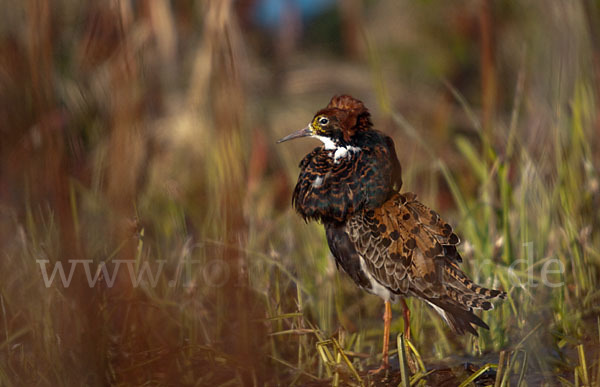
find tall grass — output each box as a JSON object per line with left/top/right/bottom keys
{"left": 0, "top": 0, "right": 599, "bottom": 386}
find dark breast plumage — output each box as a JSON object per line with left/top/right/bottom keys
{"left": 292, "top": 130, "right": 402, "bottom": 223}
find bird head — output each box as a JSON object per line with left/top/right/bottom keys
{"left": 277, "top": 95, "right": 372, "bottom": 149}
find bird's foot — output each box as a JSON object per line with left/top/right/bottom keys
{"left": 368, "top": 361, "right": 389, "bottom": 375}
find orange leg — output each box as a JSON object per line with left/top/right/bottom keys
{"left": 400, "top": 298, "right": 411, "bottom": 341}
{"left": 369, "top": 300, "right": 392, "bottom": 374}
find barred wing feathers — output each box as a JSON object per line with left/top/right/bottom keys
{"left": 347, "top": 192, "right": 506, "bottom": 335}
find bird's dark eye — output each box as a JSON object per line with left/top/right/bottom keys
{"left": 318, "top": 117, "right": 329, "bottom": 126}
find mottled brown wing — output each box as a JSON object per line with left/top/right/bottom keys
{"left": 346, "top": 192, "right": 459, "bottom": 296}
{"left": 345, "top": 200, "right": 412, "bottom": 294}
{"left": 401, "top": 193, "right": 506, "bottom": 308}
{"left": 347, "top": 192, "right": 506, "bottom": 334}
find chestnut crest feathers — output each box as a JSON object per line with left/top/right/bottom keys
{"left": 276, "top": 94, "right": 374, "bottom": 147}
{"left": 313, "top": 95, "right": 372, "bottom": 142}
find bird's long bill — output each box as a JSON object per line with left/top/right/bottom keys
{"left": 276, "top": 125, "right": 312, "bottom": 144}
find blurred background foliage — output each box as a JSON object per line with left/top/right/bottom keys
{"left": 1, "top": 0, "right": 600, "bottom": 385}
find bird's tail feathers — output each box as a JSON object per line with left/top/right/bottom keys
{"left": 443, "top": 263, "right": 506, "bottom": 310}
{"left": 423, "top": 296, "right": 489, "bottom": 336}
